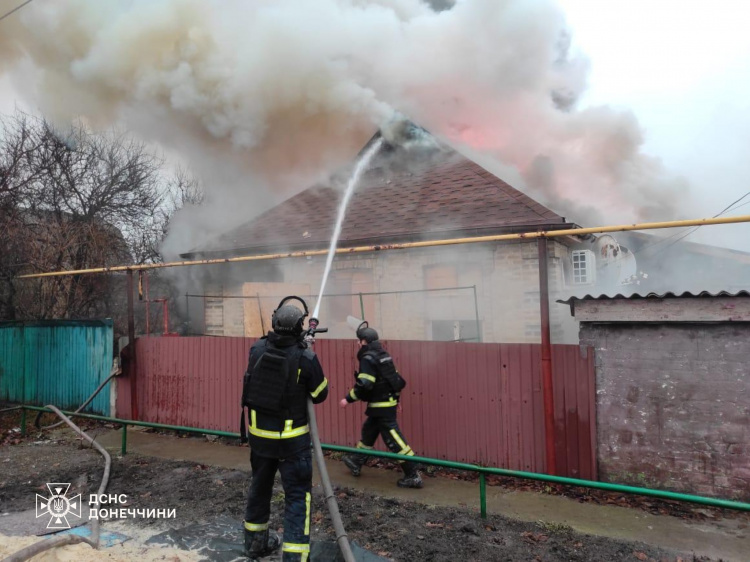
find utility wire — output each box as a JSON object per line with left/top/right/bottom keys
{"left": 647, "top": 190, "right": 750, "bottom": 259}
{"left": 600, "top": 189, "right": 750, "bottom": 270}
{"left": 0, "top": 0, "right": 33, "bottom": 23}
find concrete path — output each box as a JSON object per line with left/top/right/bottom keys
{"left": 96, "top": 428, "right": 749, "bottom": 562}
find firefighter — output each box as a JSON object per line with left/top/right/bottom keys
{"left": 241, "top": 296, "right": 329, "bottom": 561}
{"left": 339, "top": 321, "right": 423, "bottom": 488}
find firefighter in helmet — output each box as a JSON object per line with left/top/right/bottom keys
{"left": 241, "top": 296, "right": 329, "bottom": 561}
{"left": 339, "top": 321, "right": 423, "bottom": 488}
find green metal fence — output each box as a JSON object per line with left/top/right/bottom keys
{"left": 0, "top": 320, "right": 113, "bottom": 415}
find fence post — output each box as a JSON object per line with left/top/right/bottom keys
{"left": 479, "top": 473, "right": 487, "bottom": 519}
{"left": 127, "top": 270, "right": 139, "bottom": 420}
{"left": 20, "top": 407, "right": 26, "bottom": 437}
{"left": 472, "top": 285, "right": 481, "bottom": 342}
{"left": 121, "top": 424, "right": 128, "bottom": 455}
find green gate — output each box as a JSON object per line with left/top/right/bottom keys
{"left": 0, "top": 319, "right": 113, "bottom": 414}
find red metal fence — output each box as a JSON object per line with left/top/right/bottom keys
{"left": 116, "top": 337, "right": 596, "bottom": 478}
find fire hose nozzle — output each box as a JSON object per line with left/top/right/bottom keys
{"left": 306, "top": 317, "right": 328, "bottom": 337}
{"left": 309, "top": 318, "right": 328, "bottom": 332}
{"left": 304, "top": 318, "right": 327, "bottom": 349}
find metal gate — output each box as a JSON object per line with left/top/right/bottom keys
{"left": 0, "top": 319, "right": 114, "bottom": 415}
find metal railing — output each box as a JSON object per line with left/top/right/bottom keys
{"left": 9, "top": 405, "right": 750, "bottom": 517}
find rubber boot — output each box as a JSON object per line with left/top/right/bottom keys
{"left": 282, "top": 547, "right": 311, "bottom": 562}
{"left": 343, "top": 454, "right": 365, "bottom": 477}
{"left": 397, "top": 462, "right": 423, "bottom": 489}
{"left": 243, "top": 528, "right": 281, "bottom": 559}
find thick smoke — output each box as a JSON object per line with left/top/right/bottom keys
{"left": 0, "top": 0, "right": 695, "bottom": 255}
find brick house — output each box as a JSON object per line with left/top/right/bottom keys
{"left": 182, "top": 132, "right": 588, "bottom": 343}
{"left": 181, "top": 127, "right": 750, "bottom": 343}
{"left": 565, "top": 290, "right": 750, "bottom": 500}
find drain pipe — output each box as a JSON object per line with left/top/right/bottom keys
{"left": 2, "top": 405, "right": 111, "bottom": 562}
{"left": 308, "top": 399, "right": 356, "bottom": 562}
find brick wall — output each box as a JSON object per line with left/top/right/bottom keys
{"left": 580, "top": 322, "right": 750, "bottom": 500}
{"left": 203, "top": 283, "right": 247, "bottom": 337}
{"left": 205, "top": 240, "right": 580, "bottom": 344}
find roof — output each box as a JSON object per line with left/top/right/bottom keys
{"left": 612, "top": 231, "right": 750, "bottom": 265}
{"left": 557, "top": 290, "right": 750, "bottom": 305}
{"left": 183, "top": 132, "right": 572, "bottom": 258}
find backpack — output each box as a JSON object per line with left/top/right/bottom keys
{"left": 240, "top": 341, "right": 301, "bottom": 442}
{"left": 365, "top": 350, "right": 406, "bottom": 393}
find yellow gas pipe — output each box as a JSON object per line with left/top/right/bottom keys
{"left": 18, "top": 214, "right": 750, "bottom": 279}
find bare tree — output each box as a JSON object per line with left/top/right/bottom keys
{"left": 135, "top": 165, "right": 205, "bottom": 265}
{"left": 0, "top": 111, "right": 199, "bottom": 329}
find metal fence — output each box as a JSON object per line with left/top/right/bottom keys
{"left": 116, "top": 336, "right": 595, "bottom": 478}
{"left": 0, "top": 319, "right": 114, "bottom": 414}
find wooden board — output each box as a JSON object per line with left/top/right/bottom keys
{"left": 242, "top": 283, "right": 311, "bottom": 337}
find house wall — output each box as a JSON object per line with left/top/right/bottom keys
{"left": 203, "top": 239, "right": 579, "bottom": 344}
{"left": 579, "top": 318, "right": 750, "bottom": 500}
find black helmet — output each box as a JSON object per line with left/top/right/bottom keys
{"left": 356, "top": 320, "right": 379, "bottom": 343}
{"left": 271, "top": 296, "right": 308, "bottom": 336}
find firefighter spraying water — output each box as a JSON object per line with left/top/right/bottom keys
{"left": 240, "top": 296, "right": 330, "bottom": 561}
{"left": 240, "top": 294, "right": 360, "bottom": 561}
{"left": 240, "top": 128, "right": 394, "bottom": 561}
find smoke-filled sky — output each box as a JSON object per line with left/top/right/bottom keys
{"left": 1, "top": 0, "right": 749, "bottom": 254}
{"left": 558, "top": 0, "right": 750, "bottom": 251}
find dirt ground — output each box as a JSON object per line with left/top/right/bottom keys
{"left": 0, "top": 418, "right": 722, "bottom": 562}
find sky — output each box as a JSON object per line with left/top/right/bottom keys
{"left": 1, "top": 0, "right": 749, "bottom": 251}
{"left": 557, "top": 0, "right": 750, "bottom": 248}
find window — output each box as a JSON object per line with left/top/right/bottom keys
{"left": 424, "top": 264, "right": 458, "bottom": 290}
{"left": 327, "top": 269, "right": 374, "bottom": 320}
{"left": 424, "top": 264, "right": 483, "bottom": 342}
{"left": 431, "top": 320, "right": 481, "bottom": 342}
{"left": 571, "top": 250, "right": 596, "bottom": 285}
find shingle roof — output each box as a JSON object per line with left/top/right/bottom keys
{"left": 184, "top": 136, "right": 570, "bottom": 258}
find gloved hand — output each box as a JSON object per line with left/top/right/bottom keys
{"left": 303, "top": 334, "right": 315, "bottom": 346}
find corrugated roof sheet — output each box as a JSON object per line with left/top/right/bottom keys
{"left": 557, "top": 290, "right": 750, "bottom": 305}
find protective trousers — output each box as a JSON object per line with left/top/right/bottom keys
{"left": 352, "top": 415, "right": 419, "bottom": 476}
{"left": 244, "top": 449, "right": 313, "bottom": 562}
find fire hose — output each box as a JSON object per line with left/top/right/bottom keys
{"left": 308, "top": 398, "right": 356, "bottom": 562}
{"left": 305, "top": 317, "right": 356, "bottom": 562}
{"left": 33, "top": 363, "right": 121, "bottom": 431}
{"left": 1, "top": 405, "right": 112, "bottom": 562}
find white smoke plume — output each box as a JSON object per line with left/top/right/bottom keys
{"left": 0, "top": 0, "right": 695, "bottom": 256}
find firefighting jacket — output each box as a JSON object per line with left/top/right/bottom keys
{"left": 344, "top": 341, "right": 400, "bottom": 417}
{"left": 244, "top": 332, "right": 328, "bottom": 458}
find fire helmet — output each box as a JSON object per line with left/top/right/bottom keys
{"left": 271, "top": 296, "right": 308, "bottom": 336}
{"left": 356, "top": 321, "right": 379, "bottom": 343}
